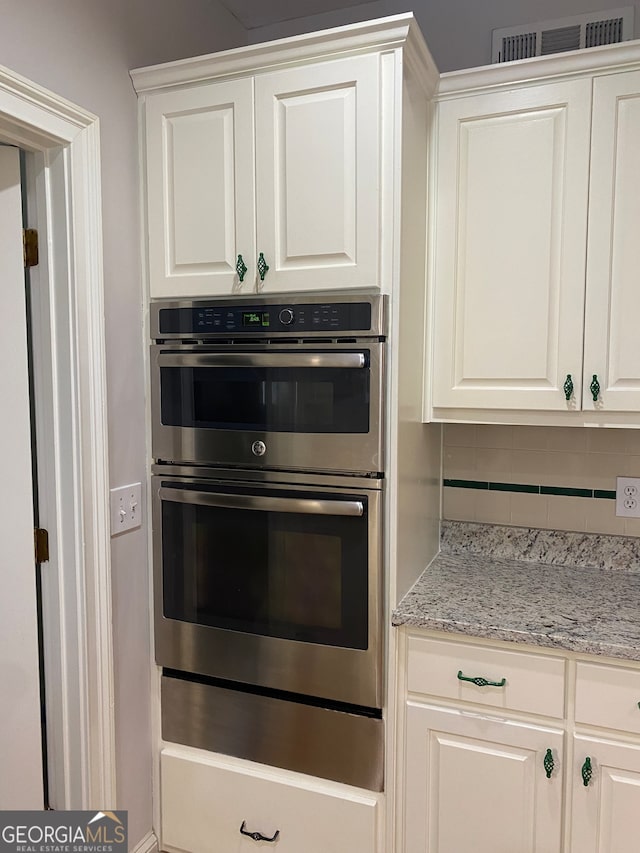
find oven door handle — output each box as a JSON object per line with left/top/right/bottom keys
{"left": 156, "top": 352, "right": 367, "bottom": 369}
{"left": 159, "top": 487, "right": 364, "bottom": 517}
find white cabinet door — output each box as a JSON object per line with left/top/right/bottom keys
{"left": 583, "top": 70, "right": 640, "bottom": 412}
{"left": 254, "top": 54, "right": 380, "bottom": 293}
{"left": 404, "top": 702, "right": 564, "bottom": 853}
{"left": 570, "top": 734, "right": 640, "bottom": 853}
{"left": 145, "top": 78, "right": 255, "bottom": 298}
{"left": 432, "top": 80, "right": 592, "bottom": 411}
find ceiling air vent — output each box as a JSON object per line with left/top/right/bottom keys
{"left": 541, "top": 25, "right": 581, "bottom": 55}
{"left": 492, "top": 7, "right": 634, "bottom": 63}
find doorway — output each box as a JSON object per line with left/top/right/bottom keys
{"left": 0, "top": 145, "right": 43, "bottom": 807}
{"left": 0, "top": 65, "right": 116, "bottom": 809}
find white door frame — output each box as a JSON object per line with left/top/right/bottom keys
{"left": 0, "top": 65, "right": 116, "bottom": 807}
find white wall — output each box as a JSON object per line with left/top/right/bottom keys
{"left": 247, "top": 0, "right": 640, "bottom": 70}
{"left": 0, "top": 0, "right": 246, "bottom": 846}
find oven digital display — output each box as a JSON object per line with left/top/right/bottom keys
{"left": 243, "top": 311, "right": 270, "bottom": 327}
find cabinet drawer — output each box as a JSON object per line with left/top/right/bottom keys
{"left": 161, "top": 746, "right": 380, "bottom": 853}
{"left": 407, "top": 635, "right": 566, "bottom": 718}
{"left": 575, "top": 661, "right": 640, "bottom": 734}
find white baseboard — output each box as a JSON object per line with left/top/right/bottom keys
{"left": 131, "top": 830, "right": 158, "bottom": 853}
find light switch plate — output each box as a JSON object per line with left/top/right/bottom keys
{"left": 110, "top": 482, "right": 142, "bottom": 534}
{"left": 615, "top": 477, "right": 640, "bottom": 518}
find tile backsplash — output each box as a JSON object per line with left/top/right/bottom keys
{"left": 443, "top": 425, "right": 640, "bottom": 536}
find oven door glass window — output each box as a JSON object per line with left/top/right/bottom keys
{"left": 160, "top": 483, "right": 369, "bottom": 650}
{"left": 159, "top": 353, "right": 371, "bottom": 434}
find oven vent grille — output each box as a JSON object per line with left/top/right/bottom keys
{"left": 492, "top": 7, "right": 634, "bottom": 63}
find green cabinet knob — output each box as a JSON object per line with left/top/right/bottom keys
{"left": 544, "top": 749, "right": 554, "bottom": 779}
{"left": 581, "top": 756, "right": 592, "bottom": 787}
{"left": 563, "top": 374, "right": 574, "bottom": 401}
{"left": 257, "top": 252, "right": 269, "bottom": 281}
{"left": 235, "top": 254, "right": 248, "bottom": 282}
{"left": 590, "top": 374, "right": 601, "bottom": 402}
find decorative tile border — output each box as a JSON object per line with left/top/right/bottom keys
{"left": 443, "top": 479, "right": 616, "bottom": 500}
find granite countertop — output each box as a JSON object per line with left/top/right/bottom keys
{"left": 391, "top": 521, "right": 640, "bottom": 661}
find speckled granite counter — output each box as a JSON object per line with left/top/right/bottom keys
{"left": 391, "top": 521, "right": 640, "bottom": 661}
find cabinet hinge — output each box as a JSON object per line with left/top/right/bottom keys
{"left": 23, "top": 228, "right": 39, "bottom": 268}
{"left": 34, "top": 527, "right": 49, "bottom": 564}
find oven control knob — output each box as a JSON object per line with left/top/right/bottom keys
{"left": 279, "top": 308, "right": 295, "bottom": 326}
{"left": 251, "top": 440, "right": 267, "bottom": 457}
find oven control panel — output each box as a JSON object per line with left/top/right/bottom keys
{"left": 155, "top": 299, "right": 377, "bottom": 337}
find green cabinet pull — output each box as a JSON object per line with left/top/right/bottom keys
{"left": 581, "top": 756, "right": 593, "bottom": 787}
{"left": 590, "top": 374, "right": 600, "bottom": 402}
{"left": 563, "top": 374, "right": 574, "bottom": 401}
{"left": 235, "top": 254, "right": 248, "bottom": 282}
{"left": 257, "top": 252, "right": 270, "bottom": 281}
{"left": 457, "top": 670, "right": 506, "bottom": 688}
{"left": 544, "top": 749, "right": 554, "bottom": 779}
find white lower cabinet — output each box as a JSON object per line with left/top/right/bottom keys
{"left": 160, "top": 745, "right": 381, "bottom": 853}
{"left": 404, "top": 703, "right": 564, "bottom": 853}
{"left": 569, "top": 734, "right": 640, "bottom": 853}
{"left": 570, "top": 660, "right": 640, "bottom": 853}
{"left": 399, "top": 630, "right": 640, "bottom": 853}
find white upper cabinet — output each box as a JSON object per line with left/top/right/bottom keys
{"left": 145, "top": 79, "right": 256, "bottom": 298}
{"left": 429, "top": 50, "right": 640, "bottom": 422}
{"left": 583, "top": 70, "right": 640, "bottom": 412}
{"left": 254, "top": 55, "right": 380, "bottom": 293}
{"left": 137, "top": 40, "right": 390, "bottom": 298}
{"left": 431, "top": 80, "right": 592, "bottom": 412}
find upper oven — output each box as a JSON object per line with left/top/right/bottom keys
{"left": 150, "top": 293, "right": 386, "bottom": 474}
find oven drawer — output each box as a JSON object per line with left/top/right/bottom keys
{"left": 407, "top": 635, "right": 566, "bottom": 718}
{"left": 161, "top": 745, "right": 381, "bottom": 853}
{"left": 161, "top": 673, "right": 384, "bottom": 790}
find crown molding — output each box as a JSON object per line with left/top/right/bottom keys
{"left": 130, "top": 13, "right": 437, "bottom": 93}
{"left": 403, "top": 17, "right": 440, "bottom": 96}
{"left": 437, "top": 38, "right": 640, "bottom": 99}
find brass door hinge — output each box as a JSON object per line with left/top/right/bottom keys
{"left": 23, "top": 228, "right": 39, "bottom": 268}
{"left": 34, "top": 527, "right": 49, "bottom": 564}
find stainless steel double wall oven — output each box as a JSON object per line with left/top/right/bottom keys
{"left": 151, "top": 292, "right": 386, "bottom": 790}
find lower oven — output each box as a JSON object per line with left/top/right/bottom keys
{"left": 153, "top": 465, "right": 385, "bottom": 790}
{"left": 153, "top": 465, "right": 383, "bottom": 710}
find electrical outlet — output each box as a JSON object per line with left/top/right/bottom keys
{"left": 615, "top": 477, "right": 640, "bottom": 518}
{"left": 110, "top": 482, "right": 142, "bottom": 534}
